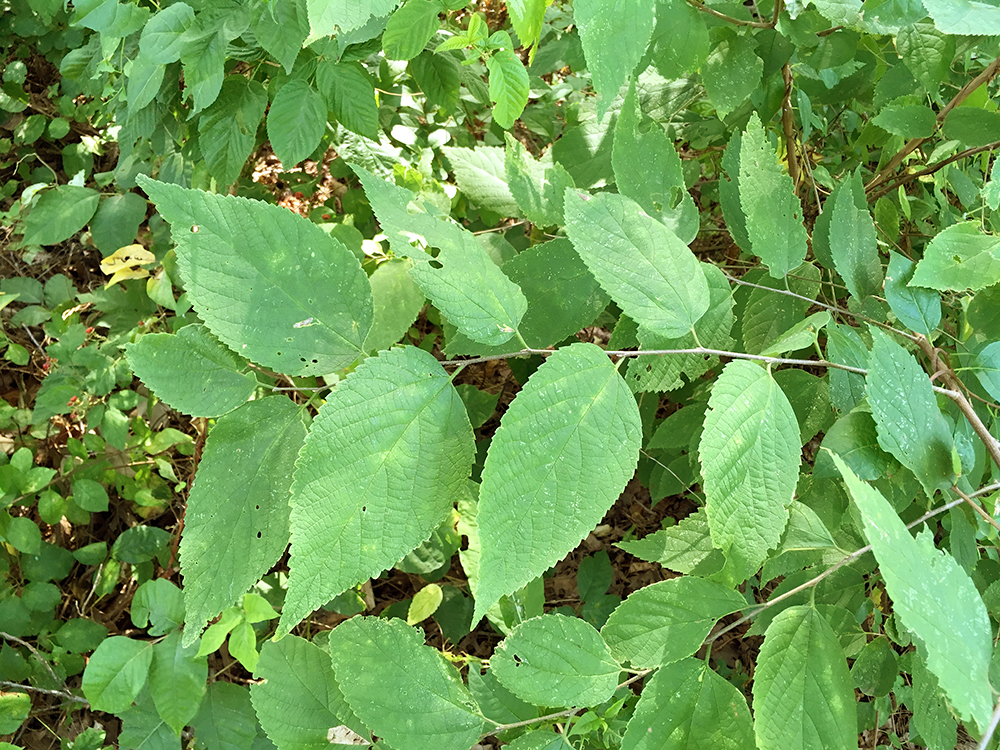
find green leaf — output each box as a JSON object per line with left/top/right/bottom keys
{"left": 943, "top": 107, "right": 1000, "bottom": 148}
{"left": 911, "top": 222, "right": 1000, "bottom": 292}
{"left": 82, "top": 636, "right": 154, "bottom": 713}
{"left": 851, "top": 636, "right": 898, "bottom": 697}
{"left": 307, "top": 0, "right": 399, "bottom": 34}
{"left": 252, "top": 636, "right": 364, "bottom": 748}
{"left": 474, "top": 344, "right": 641, "bottom": 622}
{"left": 4, "top": 516, "right": 40, "bottom": 555}
{"left": 895, "top": 22, "right": 954, "bottom": 99}
{"left": 267, "top": 79, "right": 327, "bottom": 167}
{"left": 625, "top": 263, "right": 735, "bottom": 393}
{"left": 719, "top": 130, "right": 750, "bottom": 251}
{"left": 884, "top": 251, "right": 940, "bottom": 337}
{"left": 752, "top": 605, "right": 856, "bottom": 750}
{"left": 126, "top": 324, "right": 255, "bottom": 418}
{"left": 149, "top": 631, "right": 207, "bottom": 734}
{"left": 973, "top": 341, "right": 1000, "bottom": 404}
{"left": 137, "top": 177, "right": 372, "bottom": 377}
{"left": 865, "top": 328, "right": 955, "bottom": 495}
{"left": 316, "top": 59, "right": 380, "bottom": 141}
{"left": 126, "top": 53, "right": 165, "bottom": 114}
{"left": 365, "top": 257, "right": 426, "bottom": 352}
{"left": 647, "top": 0, "right": 709, "bottom": 79}
{"left": 442, "top": 145, "right": 521, "bottom": 217}
{"left": 699, "top": 360, "right": 799, "bottom": 580}
{"left": 703, "top": 29, "right": 762, "bottom": 118}
{"left": 564, "top": 190, "right": 709, "bottom": 338}
{"left": 492, "top": 614, "right": 620, "bottom": 707}
{"left": 872, "top": 103, "right": 936, "bottom": 138}
{"left": 190, "top": 682, "right": 259, "bottom": 750}
{"left": 829, "top": 170, "right": 881, "bottom": 300}
{"left": 922, "top": 0, "right": 1000, "bottom": 34}
{"left": 118, "top": 688, "right": 178, "bottom": 750}
{"left": 409, "top": 50, "right": 460, "bottom": 111}
{"left": 825, "top": 322, "right": 868, "bottom": 412}
{"left": 383, "top": 0, "right": 442, "bottom": 60}
{"left": 354, "top": 165, "right": 526, "bottom": 345}
{"left": 911, "top": 653, "right": 958, "bottom": 750}
{"left": 504, "top": 132, "right": 576, "bottom": 227}
{"left": 487, "top": 50, "right": 529, "bottom": 129}
{"left": 444, "top": 238, "right": 609, "bottom": 355}
{"left": 180, "top": 27, "right": 227, "bottom": 114}
{"left": 507, "top": 0, "right": 546, "bottom": 53}
{"left": 613, "top": 81, "right": 697, "bottom": 243}
{"left": 832, "top": 455, "right": 993, "bottom": 730}
{"left": 601, "top": 577, "right": 744, "bottom": 668}
{"left": 739, "top": 113, "right": 808, "bottom": 278}
{"left": 0, "top": 692, "right": 30, "bottom": 735}
{"left": 615, "top": 509, "right": 724, "bottom": 575}
{"left": 90, "top": 192, "right": 148, "bottom": 255}
{"left": 815, "top": 409, "right": 898, "bottom": 481}
{"left": 621, "top": 658, "right": 755, "bottom": 750}
{"left": 139, "top": 2, "right": 195, "bottom": 63}
{"left": 180, "top": 397, "right": 306, "bottom": 645}
{"left": 197, "top": 77, "right": 268, "bottom": 187}
{"left": 328, "top": 617, "right": 486, "bottom": 750}
{"left": 574, "top": 0, "right": 655, "bottom": 117}
{"left": 279, "top": 346, "right": 474, "bottom": 635}
{"left": 72, "top": 478, "right": 110, "bottom": 512}
{"left": 250, "top": 0, "right": 310, "bottom": 73}
{"left": 408, "top": 583, "right": 444, "bottom": 624}
{"left": 22, "top": 186, "right": 99, "bottom": 246}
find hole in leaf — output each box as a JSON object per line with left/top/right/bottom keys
{"left": 429, "top": 260, "right": 443, "bottom": 269}
{"left": 256, "top": 531, "right": 262, "bottom": 538}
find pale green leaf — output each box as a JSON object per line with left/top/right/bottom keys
{"left": 865, "top": 328, "right": 955, "bottom": 495}
{"left": 252, "top": 636, "right": 365, "bottom": 749}
{"left": 442, "top": 145, "right": 521, "bottom": 216}
{"left": 316, "top": 59, "right": 380, "bottom": 141}
{"left": 180, "top": 397, "right": 306, "bottom": 646}
{"left": 910, "top": 222, "right": 1000, "bottom": 292}
{"left": 699, "top": 360, "right": 799, "bottom": 580}
{"left": 601, "top": 577, "right": 744, "bottom": 668}
{"left": 872, "top": 103, "right": 936, "bottom": 138}
{"left": 190, "top": 682, "right": 258, "bottom": 750}
{"left": 474, "top": 344, "right": 642, "bottom": 622}
{"left": 81, "top": 637, "right": 154, "bottom": 714}
{"left": 884, "top": 251, "right": 940, "bottom": 337}
{"left": 139, "top": 2, "right": 194, "bottom": 63}
{"left": 703, "top": 29, "right": 762, "bottom": 118}
{"left": 126, "top": 324, "right": 256, "bottom": 418}
{"left": 739, "top": 113, "right": 808, "bottom": 278}
{"left": 973, "top": 341, "right": 1000, "bottom": 404}
{"left": 574, "top": 0, "right": 655, "bottom": 117}
{"left": 267, "top": 79, "right": 327, "bottom": 167}
{"left": 752, "top": 605, "right": 856, "bottom": 750}
{"left": 504, "top": 132, "right": 575, "bottom": 227}
{"left": 829, "top": 170, "right": 881, "bottom": 299}
{"left": 443, "top": 238, "right": 609, "bottom": 355}
{"left": 621, "top": 659, "right": 755, "bottom": 750}
{"left": 383, "top": 0, "right": 442, "bottom": 60}
{"left": 487, "top": 49, "right": 529, "bottom": 129}
{"left": 982, "top": 157, "right": 1000, "bottom": 211}
{"left": 759, "top": 311, "right": 830, "bottom": 357}
{"left": 408, "top": 583, "right": 444, "bottom": 624}
{"left": 615, "top": 509, "right": 724, "bottom": 576}
{"left": 625, "top": 263, "right": 734, "bottom": 392}
{"left": 832, "top": 455, "right": 993, "bottom": 730}
{"left": 149, "top": 631, "right": 207, "bottom": 734}
{"left": 647, "top": 0, "right": 709, "bottom": 80}
{"left": 126, "top": 53, "right": 165, "bottom": 114}
{"left": 564, "top": 190, "right": 708, "bottom": 337}
{"left": 859, "top": 0, "right": 926, "bottom": 33}
{"left": 22, "top": 186, "right": 99, "bottom": 246}
{"left": 922, "top": 0, "right": 1000, "bottom": 34}
{"left": 197, "top": 77, "right": 268, "bottom": 187}
{"left": 307, "top": 0, "right": 399, "bottom": 33}
{"left": 250, "top": 0, "right": 310, "bottom": 73}
{"left": 507, "top": 0, "right": 546, "bottom": 52}
{"left": 328, "top": 617, "right": 486, "bottom": 750}
{"left": 137, "top": 176, "right": 372, "bottom": 376}
{"left": 492, "top": 614, "right": 620, "bottom": 707}
{"left": 279, "top": 347, "right": 473, "bottom": 635}
{"left": 365, "top": 257, "right": 425, "bottom": 352}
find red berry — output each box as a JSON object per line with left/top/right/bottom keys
{"left": 322, "top": 214, "right": 331, "bottom": 220}
{"left": 295, "top": 191, "right": 304, "bottom": 199}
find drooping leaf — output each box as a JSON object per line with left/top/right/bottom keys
{"left": 719, "top": 129, "right": 750, "bottom": 252}
{"left": 564, "top": 190, "right": 709, "bottom": 337}
{"left": 703, "top": 29, "right": 762, "bottom": 118}
{"left": 492, "top": 614, "right": 620, "bottom": 707}
{"left": 474, "top": 344, "right": 642, "bottom": 622}
{"left": 22, "top": 186, "right": 100, "bottom": 246}
{"left": 621, "top": 659, "right": 755, "bottom": 750}
{"left": 601, "top": 577, "right": 744, "bottom": 668}
{"left": 574, "top": 0, "right": 655, "bottom": 117}
{"left": 328, "top": 617, "right": 486, "bottom": 750}
{"left": 179, "top": 26, "right": 227, "bottom": 113}
{"left": 884, "top": 251, "right": 941, "bottom": 337}
{"left": 252, "top": 636, "right": 366, "bottom": 749}
{"left": 752, "top": 605, "right": 856, "bottom": 750}
{"left": 137, "top": 176, "right": 372, "bottom": 377}
{"left": 316, "top": 59, "right": 380, "bottom": 141}
{"left": 910, "top": 222, "right": 1000, "bottom": 292}
{"left": 180, "top": 397, "right": 306, "bottom": 645}
{"left": 382, "top": 0, "right": 442, "bottom": 60}
{"left": 197, "top": 77, "right": 268, "bottom": 187}
{"left": 507, "top": 0, "right": 547, "bottom": 53}
{"left": 279, "top": 346, "right": 474, "bottom": 635}
{"left": 865, "top": 327, "right": 955, "bottom": 495}
{"left": 89, "top": 192, "right": 148, "bottom": 255}
{"left": 487, "top": 49, "right": 530, "bottom": 129}
{"left": 832, "top": 455, "right": 993, "bottom": 730}
{"left": 125, "top": 324, "right": 256, "bottom": 418}
{"left": 825, "top": 322, "right": 868, "bottom": 413}
{"left": 615, "top": 509, "right": 723, "bottom": 576}
{"left": 139, "top": 2, "right": 195, "bottom": 63}
{"left": 739, "top": 113, "right": 808, "bottom": 278}
{"left": 443, "top": 145, "right": 521, "bottom": 217}
{"left": 829, "top": 170, "right": 881, "bottom": 300}
{"left": 504, "top": 133, "right": 576, "bottom": 227}
{"left": 267, "top": 79, "right": 327, "bottom": 167}
{"left": 699, "top": 360, "right": 799, "bottom": 580}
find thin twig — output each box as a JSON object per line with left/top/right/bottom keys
{"left": 977, "top": 697, "right": 1000, "bottom": 750}
{"left": 684, "top": 0, "right": 776, "bottom": 28}
{"left": 868, "top": 140, "right": 1000, "bottom": 201}
{"left": 0, "top": 679, "right": 88, "bottom": 704}
{"left": 0, "top": 632, "right": 76, "bottom": 698}
{"left": 952, "top": 485, "right": 1000, "bottom": 535}
{"left": 781, "top": 63, "right": 800, "bottom": 191}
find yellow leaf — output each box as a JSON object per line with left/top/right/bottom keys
{"left": 100, "top": 244, "right": 155, "bottom": 275}
{"left": 105, "top": 267, "right": 150, "bottom": 289}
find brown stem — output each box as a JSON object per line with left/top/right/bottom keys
{"left": 781, "top": 63, "right": 801, "bottom": 193}
{"left": 868, "top": 139, "right": 1000, "bottom": 201}
{"left": 952, "top": 485, "right": 1000, "bottom": 535}
{"left": 865, "top": 54, "right": 1000, "bottom": 195}
{"left": 685, "top": 0, "right": 777, "bottom": 28}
